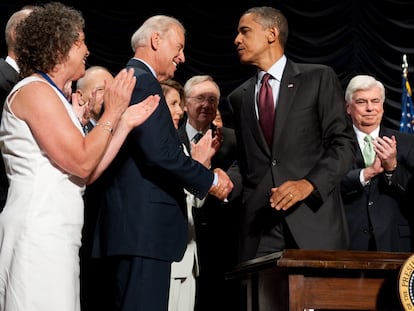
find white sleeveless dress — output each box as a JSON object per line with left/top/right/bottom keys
{"left": 0, "top": 77, "right": 86, "bottom": 311}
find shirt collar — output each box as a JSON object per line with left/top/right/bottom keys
{"left": 5, "top": 56, "right": 19, "bottom": 73}
{"left": 353, "top": 125, "right": 380, "bottom": 146}
{"left": 257, "top": 54, "right": 287, "bottom": 83}
{"left": 185, "top": 121, "right": 208, "bottom": 140}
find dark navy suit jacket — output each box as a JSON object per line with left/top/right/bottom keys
{"left": 0, "top": 58, "right": 19, "bottom": 107}
{"left": 92, "top": 59, "right": 214, "bottom": 262}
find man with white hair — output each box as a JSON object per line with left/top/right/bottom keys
{"left": 341, "top": 74, "right": 414, "bottom": 252}
{"left": 91, "top": 15, "right": 233, "bottom": 311}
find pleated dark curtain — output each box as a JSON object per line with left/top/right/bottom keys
{"left": 2, "top": 0, "right": 414, "bottom": 129}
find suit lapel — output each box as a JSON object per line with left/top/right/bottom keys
{"left": 177, "top": 125, "right": 190, "bottom": 152}
{"left": 272, "top": 61, "right": 300, "bottom": 150}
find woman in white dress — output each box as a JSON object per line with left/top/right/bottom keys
{"left": 0, "top": 3, "right": 159, "bottom": 311}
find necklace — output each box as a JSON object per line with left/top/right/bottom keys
{"left": 36, "top": 71, "right": 68, "bottom": 100}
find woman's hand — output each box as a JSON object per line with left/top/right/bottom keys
{"left": 119, "top": 94, "right": 160, "bottom": 131}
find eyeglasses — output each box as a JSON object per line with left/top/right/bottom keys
{"left": 186, "top": 95, "right": 219, "bottom": 106}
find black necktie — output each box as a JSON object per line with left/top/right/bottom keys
{"left": 191, "top": 132, "right": 203, "bottom": 143}
{"left": 83, "top": 121, "right": 94, "bottom": 135}
{"left": 258, "top": 73, "right": 275, "bottom": 146}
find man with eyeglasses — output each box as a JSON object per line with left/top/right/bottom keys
{"left": 178, "top": 74, "right": 239, "bottom": 311}
{"left": 341, "top": 74, "right": 414, "bottom": 252}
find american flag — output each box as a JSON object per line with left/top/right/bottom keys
{"left": 400, "top": 54, "right": 414, "bottom": 134}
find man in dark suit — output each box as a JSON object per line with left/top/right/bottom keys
{"left": 227, "top": 6, "right": 356, "bottom": 263}
{"left": 91, "top": 15, "right": 233, "bottom": 311}
{"left": 341, "top": 74, "right": 414, "bottom": 252}
{"left": 0, "top": 6, "right": 33, "bottom": 211}
{"left": 177, "top": 75, "right": 239, "bottom": 311}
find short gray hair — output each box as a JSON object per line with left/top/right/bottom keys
{"left": 5, "top": 7, "right": 34, "bottom": 50}
{"left": 130, "top": 15, "right": 185, "bottom": 51}
{"left": 184, "top": 75, "right": 220, "bottom": 98}
{"left": 345, "top": 75, "right": 385, "bottom": 104}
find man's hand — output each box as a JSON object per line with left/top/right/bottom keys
{"left": 191, "top": 129, "right": 219, "bottom": 168}
{"left": 269, "top": 179, "right": 314, "bottom": 211}
{"left": 363, "top": 157, "right": 384, "bottom": 181}
{"left": 373, "top": 135, "right": 397, "bottom": 172}
{"left": 208, "top": 168, "right": 233, "bottom": 201}
{"left": 71, "top": 92, "right": 91, "bottom": 126}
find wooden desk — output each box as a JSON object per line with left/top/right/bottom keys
{"left": 226, "top": 249, "right": 411, "bottom": 311}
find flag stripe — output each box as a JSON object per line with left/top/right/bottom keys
{"left": 400, "top": 76, "right": 414, "bottom": 133}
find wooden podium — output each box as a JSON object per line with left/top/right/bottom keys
{"left": 226, "top": 249, "right": 411, "bottom": 311}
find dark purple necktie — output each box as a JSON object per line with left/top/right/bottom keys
{"left": 258, "top": 73, "right": 275, "bottom": 146}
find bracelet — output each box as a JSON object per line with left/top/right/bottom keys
{"left": 96, "top": 121, "right": 113, "bottom": 135}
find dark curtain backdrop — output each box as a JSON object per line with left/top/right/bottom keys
{"left": 1, "top": 0, "right": 414, "bottom": 129}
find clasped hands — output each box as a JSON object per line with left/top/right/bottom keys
{"left": 208, "top": 168, "right": 233, "bottom": 201}
{"left": 364, "top": 135, "right": 397, "bottom": 179}
{"left": 371, "top": 135, "right": 397, "bottom": 171}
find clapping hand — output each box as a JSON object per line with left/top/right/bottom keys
{"left": 71, "top": 92, "right": 91, "bottom": 126}
{"left": 372, "top": 135, "right": 397, "bottom": 172}
{"left": 191, "top": 129, "right": 222, "bottom": 168}
{"left": 119, "top": 95, "right": 160, "bottom": 130}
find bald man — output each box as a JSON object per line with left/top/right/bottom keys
{"left": 75, "top": 66, "right": 114, "bottom": 133}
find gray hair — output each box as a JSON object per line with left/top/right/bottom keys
{"left": 5, "top": 7, "right": 34, "bottom": 50}
{"left": 76, "top": 65, "right": 111, "bottom": 90}
{"left": 345, "top": 75, "right": 385, "bottom": 104}
{"left": 131, "top": 15, "right": 185, "bottom": 51}
{"left": 184, "top": 75, "right": 221, "bottom": 98}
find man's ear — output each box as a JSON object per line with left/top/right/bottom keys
{"left": 346, "top": 103, "right": 351, "bottom": 114}
{"left": 268, "top": 26, "right": 279, "bottom": 43}
{"left": 150, "top": 32, "right": 160, "bottom": 50}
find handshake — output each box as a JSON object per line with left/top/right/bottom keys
{"left": 208, "top": 168, "right": 234, "bottom": 201}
